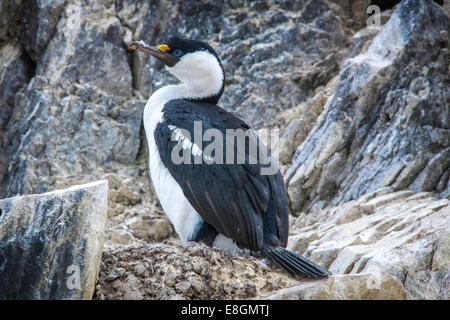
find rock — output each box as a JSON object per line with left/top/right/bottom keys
{"left": 0, "top": 0, "right": 22, "bottom": 41}
{"left": 432, "top": 230, "right": 450, "bottom": 271}
{"left": 288, "top": 231, "right": 319, "bottom": 256}
{"left": 287, "top": 190, "right": 450, "bottom": 299}
{"left": 0, "top": 180, "right": 108, "bottom": 299}
{"left": 359, "top": 190, "right": 415, "bottom": 214}
{"left": 96, "top": 187, "right": 450, "bottom": 300}
{"left": 1, "top": 0, "right": 139, "bottom": 198}
{"left": 286, "top": 0, "right": 450, "bottom": 213}
{"left": 20, "top": 0, "right": 66, "bottom": 60}
{"left": 128, "top": 217, "right": 172, "bottom": 242}
{"left": 93, "top": 190, "right": 448, "bottom": 300}
{"left": 105, "top": 268, "right": 126, "bottom": 282}
{"left": 403, "top": 265, "right": 449, "bottom": 300}
{"left": 1, "top": 77, "right": 142, "bottom": 197}
{"left": 110, "top": 229, "right": 135, "bottom": 245}
{"left": 0, "top": 41, "right": 33, "bottom": 188}
{"left": 265, "top": 273, "right": 410, "bottom": 300}
{"left": 0, "top": 42, "right": 33, "bottom": 125}
{"left": 278, "top": 76, "right": 339, "bottom": 165}
{"left": 329, "top": 0, "right": 371, "bottom": 31}
{"left": 38, "top": 2, "right": 132, "bottom": 97}
{"left": 345, "top": 25, "right": 383, "bottom": 59}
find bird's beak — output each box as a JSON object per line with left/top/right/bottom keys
{"left": 128, "top": 41, "right": 179, "bottom": 67}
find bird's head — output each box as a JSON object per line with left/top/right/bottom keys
{"left": 129, "top": 37, "right": 225, "bottom": 103}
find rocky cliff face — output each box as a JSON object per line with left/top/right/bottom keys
{"left": 0, "top": 0, "right": 448, "bottom": 300}
{"left": 286, "top": 0, "right": 450, "bottom": 213}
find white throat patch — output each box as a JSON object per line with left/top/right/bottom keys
{"left": 166, "top": 51, "right": 223, "bottom": 100}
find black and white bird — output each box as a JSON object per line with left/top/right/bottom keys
{"left": 129, "top": 37, "right": 330, "bottom": 277}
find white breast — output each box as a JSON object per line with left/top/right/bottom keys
{"left": 143, "top": 85, "right": 203, "bottom": 242}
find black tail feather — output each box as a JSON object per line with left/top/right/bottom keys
{"left": 277, "top": 249, "right": 320, "bottom": 276}
{"left": 266, "top": 249, "right": 298, "bottom": 276}
{"left": 262, "top": 246, "right": 331, "bottom": 278}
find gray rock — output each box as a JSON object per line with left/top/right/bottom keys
{"left": 0, "top": 0, "right": 139, "bottom": 198}
{"left": 20, "top": 0, "right": 66, "bottom": 61}
{"left": 2, "top": 76, "right": 142, "bottom": 197}
{"left": 0, "top": 41, "right": 33, "bottom": 187}
{"left": 278, "top": 76, "right": 339, "bottom": 165}
{"left": 329, "top": 0, "right": 371, "bottom": 30}
{"left": 94, "top": 190, "right": 449, "bottom": 300}
{"left": 128, "top": 216, "right": 173, "bottom": 242}
{"left": 0, "top": 42, "right": 32, "bottom": 122}
{"left": 0, "top": 180, "right": 108, "bottom": 299}
{"left": 0, "top": 0, "right": 22, "bottom": 41}
{"left": 287, "top": 0, "right": 450, "bottom": 213}
{"left": 38, "top": 1, "right": 132, "bottom": 97}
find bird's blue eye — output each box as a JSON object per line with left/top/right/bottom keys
{"left": 172, "top": 49, "right": 183, "bottom": 57}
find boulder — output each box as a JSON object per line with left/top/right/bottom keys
{"left": 0, "top": 180, "right": 108, "bottom": 299}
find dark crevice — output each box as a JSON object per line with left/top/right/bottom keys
{"left": 402, "top": 270, "right": 409, "bottom": 287}
{"left": 20, "top": 49, "right": 36, "bottom": 80}
{"left": 355, "top": 257, "right": 369, "bottom": 274}
{"left": 128, "top": 51, "right": 140, "bottom": 93}
{"left": 370, "top": 0, "right": 443, "bottom": 11}
{"left": 369, "top": 0, "right": 401, "bottom": 11}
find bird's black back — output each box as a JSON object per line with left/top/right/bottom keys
{"left": 154, "top": 99, "right": 289, "bottom": 251}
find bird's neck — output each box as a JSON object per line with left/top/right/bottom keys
{"left": 166, "top": 51, "right": 225, "bottom": 104}
{"left": 179, "top": 73, "right": 224, "bottom": 104}
{"left": 143, "top": 82, "right": 220, "bottom": 137}
{"left": 149, "top": 81, "right": 223, "bottom": 106}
